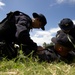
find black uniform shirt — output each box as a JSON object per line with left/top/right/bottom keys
{"left": 69, "top": 26, "right": 75, "bottom": 40}
{"left": 15, "top": 12, "right": 37, "bottom": 51}
{"left": 38, "top": 45, "right": 75, "bottom": 63}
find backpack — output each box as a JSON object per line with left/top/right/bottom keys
{"left": 0, "top": 11, "right": 32, "bottom": 59}
{"left": 0, "top": 11, "right": 30, "bottom": 32}
{"left": 0, "top": 11, "right": 21, "bottom": 26}
{"left": 0, "top": 11, "right": 21, "bottom": 59}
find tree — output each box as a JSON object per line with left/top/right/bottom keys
{"left": 43, "top": 42, "right": 54, "bottom": 48}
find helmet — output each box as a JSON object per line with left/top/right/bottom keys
{"left": 59, "top": 18, "right": 74, "bottom": 31}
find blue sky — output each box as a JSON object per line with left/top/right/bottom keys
{"left": 0, "top": 0, "right": 75, "bottom": 46}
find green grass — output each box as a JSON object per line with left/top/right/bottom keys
{"left": 0, "top": 51, "right": 75, "bottom": 75}
{"left": 0, "top": 59, "right": 75, "bottom": 75}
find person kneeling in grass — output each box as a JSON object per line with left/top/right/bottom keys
{"left": 37, "top": 32, "right": 75, "bottom": 63}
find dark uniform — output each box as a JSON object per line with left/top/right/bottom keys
{"left": 37, "top": 32, "right": 75, "bottom": 63}
{"left": 0, "top": 11, "right": 37, "bottom": 59}
{"left": 37, "top": 46, "right": 75, "bottom": 63}
{"left": 67, "top": 26, "right": 75, "bottom": 39}
{"left": 57, "top": 26, "right": 75, "bottom": 40}
{"left": 57, "top": 18, "right": 75, "bottom": 52}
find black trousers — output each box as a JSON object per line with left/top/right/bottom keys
{"left": 0, "top": 42, "right": 18, "bottom": 59}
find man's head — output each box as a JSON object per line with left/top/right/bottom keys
{"left": 59, "top": 18, "right": 74, "bottom": 33}
{"left": 51, "top": 32, "right": 74, "bottom": 56}
{"left": 32, "top": 12, "right": 47, "bottom": 30}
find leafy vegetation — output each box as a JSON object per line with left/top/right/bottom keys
{"left": 0, "top": 50, "right": 75, "bottom": 75}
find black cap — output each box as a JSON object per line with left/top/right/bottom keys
{"left": 51, "top": 32, "right": 75, "bottom": 48}
{"left": 59, "top": 18, "right": 74, "bottom": 31}
{"left": 33, "top": 12, "right": 47, "bottom": 30}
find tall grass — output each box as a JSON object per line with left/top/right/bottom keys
{"left": 0, "top": 50, "right": 75, "bottom": 75}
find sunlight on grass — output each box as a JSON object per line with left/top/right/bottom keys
{"left": 0, "top": 51, "right": 75, "bottom": 75}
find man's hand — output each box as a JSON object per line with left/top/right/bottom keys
{"left": 37, "top": 46, "right": 44, "bottom": 51}
{"left": 36, "top": 46, "right": 45, "bottom": 54}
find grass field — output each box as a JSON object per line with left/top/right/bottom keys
{"left": 0, "top": 52, "right": 75, "bottom": 75}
